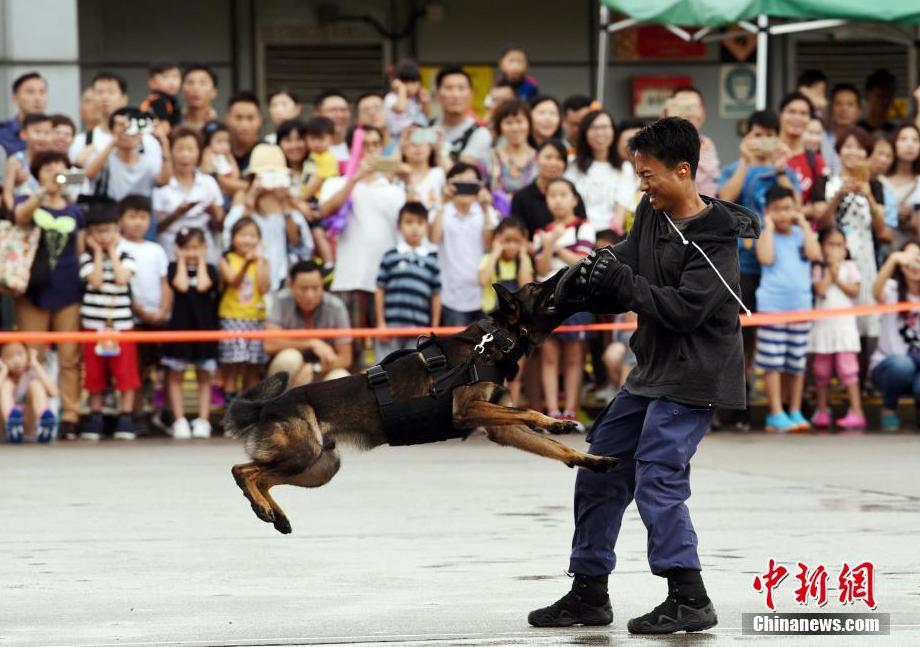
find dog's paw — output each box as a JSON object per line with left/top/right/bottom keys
{"left": 583, "top": 455, "right": 620, "bottom": 473}
{"left": 251, "top": 502, "right": 275, "bottom": 524}
{"left": 545, "top": 419, "right": 578, "bottom": 435}
{"left": 273, "top": 514, "right": 292, "bottom": 535}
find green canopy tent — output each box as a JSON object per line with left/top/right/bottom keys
{"left": 597, "top": 0, "right": 920, "bottom": 109}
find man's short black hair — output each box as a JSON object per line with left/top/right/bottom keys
{"left": 305, "top": 116, "right": 335, "bottom": 137}
{"left": 314, "top": 89, "right": 348, "bottom": 107}
{"left": 446, "top": 161, "right": 483, "bottom": 182}
{"left": 628, "top": 117, "right": 701, "bottom": 178}
{"left": 747, "top": 109, "right": 780, "bottom": 134}
{"left": 275, "top": 119, "right": 307, "bottom": 143}
{"left": 182, "top": 64, "right": 219, "bottom": 87}
{"left": 148, "top": 61, "right": 179, "bottom": 77}
{"left": 86, "top": 202, "right": 120, "bottom": 227}
{"left": 29, "top": 151, "right": 69, "bottom": 181}
{"left": 797, "top": 69, "right": 827, "bottom": 88}
{"left": 289, "top": 259, "right": 323, "bottom": 282}
{"left": 117, "top": 194, "right": 152, "bottom": 217}
{"left": 92, "top": 72, "right": 128, "bottom": 94}
{"left": 779, "top": 91, "right": 815, "bottom": 117}
{"left": 865, "top": 68, "right": 897, "bottom": 94}
{"left": 228, "top": 91, "right": 260, "bottom": 110}
{"left": 765, "top": 185, "right": 795, "bottom": 207}
{"left": 398, "top": 201, "right": 429, "bottom": 224}
{"left": 562, "top": 94, "right": 592, "bottom": 115}
{"left": 830, "top": 82, "right": 861, "bottom": 104}
{"left": 435, "top": 65, "right": 471, "bottom": 90}
{"left": 50, "top": 113, "right": 76, "bottom": 132}
{"left": 12, "top": 72, "right": 44, "bottom": 94}
{"left": 22, "top": 113, "right": 51, "bottom": 130}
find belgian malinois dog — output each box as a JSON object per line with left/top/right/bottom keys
{"left": 225, "top": 271, "right": 618, "bottom": 534}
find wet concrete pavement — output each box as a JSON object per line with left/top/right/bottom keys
{"left": 1, "top": 431, "right": 918, "bottom": 646}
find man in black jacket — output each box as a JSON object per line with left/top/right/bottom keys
{"left": 528, "top": 118, "right": 759, "bottom": 634}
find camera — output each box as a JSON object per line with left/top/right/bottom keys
{"left": 124, "top": 113, "right": 155, "bottom": 137}
{"left": 258, "top": 168, "right": 292, "bottom": 190}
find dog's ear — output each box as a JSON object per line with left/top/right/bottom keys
{"left": 493, "top": 284, "right": 520, "bottom": 320}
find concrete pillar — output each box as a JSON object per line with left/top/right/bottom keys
{"left": 0, "top": 0, "right": 81, "bottom": 121}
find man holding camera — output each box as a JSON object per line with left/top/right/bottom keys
{"left": 528, "top": 117, "right": 759, "bottom": 634}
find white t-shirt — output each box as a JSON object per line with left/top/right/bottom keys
{"left": 437, "top": 202, "right": 491, "bottom": 312}
{"left": 870, "top": 279, "right": 920, "bottom": 371}
{"left": 434, "top": 116, "right": 493, "bottom": 168}
{"left": 330, "top": 142, "right": 350, "bottom": 165}
{"left": 223, "top": 205, "right": 311, "bottom": 292}
{"left": 565, "top": 160, "right": 637, "bottom": 233}
{"left": 68, "top": 127, "right": 162, "bottom": 197}
{"left": 119, "top": 239, "right": 169, "bottom": 316}
{"left": 153, "top": 171, "right": 224, "bottom": 265}
{"left": 320, "top": 174, "right": 405, "bottom": 293}
{"left": 407, "top": 166, "right": 446, "bottom": 213}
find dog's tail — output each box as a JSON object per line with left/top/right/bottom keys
{"left": 223, "top": 372, "right": 289, "bottom": 441}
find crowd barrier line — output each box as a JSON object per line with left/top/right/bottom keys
{"left": 0, "top": 301, "right": 915, "bottom": 344}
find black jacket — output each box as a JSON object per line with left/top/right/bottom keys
{"left": 596, "top": 195, "right": 759, "bottom": 409}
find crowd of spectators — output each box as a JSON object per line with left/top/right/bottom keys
{"left": 2, "top": 49, "right": 920, "bottom": 442}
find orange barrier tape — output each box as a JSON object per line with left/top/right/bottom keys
{"left": 0, "top": 301, "right": 916, "bottom": 344}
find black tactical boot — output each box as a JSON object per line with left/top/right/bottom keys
{"left": 528, "top": 574, "right": 613, "bottom": 627}
{"left": 627, "top": 569, "right": 717, "bottom": 634}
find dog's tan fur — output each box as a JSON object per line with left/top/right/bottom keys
{"left": 226, "top": 273, "right": 618, "bottom": 534}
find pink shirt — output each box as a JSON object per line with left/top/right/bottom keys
{"left": 695, "top": 134, "right": 721, "bottom": 197}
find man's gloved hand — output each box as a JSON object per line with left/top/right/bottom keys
{"left": 552, "top": 246, "right": 619, "bottom": 310}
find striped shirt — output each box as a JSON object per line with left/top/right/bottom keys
{"left": 79, "top": 244, "right": 136, "bottom": 331}
{"left": 376, "top": 242, "right": 441, "bottom": 327}
{"left": 532, "top": 218, "right": 595, "bottom": 281}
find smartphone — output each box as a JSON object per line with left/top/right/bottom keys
{"left": 55, "top": 169, "right": 86, "bottom": 186}
{"left": 374, "top": 158, "right": 400, "bottom": 173}
{"left": 669, "top": 100, "right": 696, "bottom": 118}
{"left": 759, "top": 137, "right": 776, "bottom": 153}
{"left": 409, "top": 128, "right": 438, "bottom": 145}
{"left": 452, "top": 180, "right": 481, "bottom": 196}
{"left": 851, "top": 161, "right": 869, "bottom": 183}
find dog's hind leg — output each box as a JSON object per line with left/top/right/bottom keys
{"left": 231, "top": 462, "right": 276, "bottom": 525}
{"left": 483, "top": 424, "right": 619, "bottom": 472}
{"left": 257, "top": 449, "right": 342, "bottom": 535}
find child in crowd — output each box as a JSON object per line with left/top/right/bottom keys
{"left": 808, "top": 226, "right": 865, "bottom": 431}
{"left": 224, "top": 144, "right": 311, "bottom": 292}
{"left": 0, "top": 342, "right": 57, "bottom": 443}
{"left": 219, "top": 217, "right": 270, "bottom": 399}
{"left": 302, "top": 116, "right": 340, "bottom": 200}
{"left": 140, "top": 62, "right": 182, "bottom": 127}
{"left": 265, "top": 89, "right": 302, "bottom": 144}
{"left": 118, "top": 194, "right": 171, "bottom": 412}
{"left": 384, "top": 60, "right": 430, "bottom": 137}
{"left": 533, "top": 178, "right": 595, "bottom": 429}
{"left": 3, "top": 113, "right": 53, "bottom": 210}
{"left": 79, "top": 203, "right": 139, "bottom": 441}
{"left": 754, "top": 186, "right": 822, "bottom": 433}
{"left": 478, "top": 216, "right": 533, "bottom": 404}
{"left": 495, "top": 46, "right": 540, "bottom": 101}
{"left": 602, "top": 312, "right": 637, "bottom": 394}
{"left": 50, "top": 114, "right": 76, "bottom": 155}
{"left": 870, "top": 241, "right": 920, "bottom": 432}
{"left": 162, "top": 227, "right": 220, "bottom": 440}
{"left": 375, "top": 202, "right": 441, "bottom": 359}
{"left": 430, "top": 162, "right": 497, "bottom": 326}
{"left": 200, "top": 121, "right": 241, "bottom": 196}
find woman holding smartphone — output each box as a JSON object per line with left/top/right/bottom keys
{"left": 813, "top": 126, "right": 892, "bottom": 373}
{"left": 400, "top": 126, "right": 446, "bottom": 212}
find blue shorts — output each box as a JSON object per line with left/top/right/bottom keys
{"left": 755, "top": 322, "right": 811, "bottom": 374}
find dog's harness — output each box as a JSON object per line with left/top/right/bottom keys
{"left": 367, "top": 321, "right": 521, "bottom": 446}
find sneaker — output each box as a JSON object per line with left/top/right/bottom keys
{"left": 191, "top": 417, "right": 212, "bottom": 439}
{"left": 811, "top": 409, "right": 832, "bottom": 429}
{"left": 58, "top": 421, "right": 78, "bottom": 441}
{"left": 113, "top": 414, "right": 136, "bottom": 440}
{"left": 836, "top": 411, "right": 867, "bottom": 431}
{"left": 37, "top": 410, "right": 56, "bottom": 443}
{"left": 80, "top": 412, "right": 104, "bottom": 441}
{"left": 170, "top": 417, "right": 191, "bottom": 440}
{"left": 528, "top": 575, "right": 613, "bottom": 627}
{"left": 881, "top": 412, "right": 900, "bottom": 433}
{"left": 5, "top": 406, "right": 24, "bottom": 444}
{"left": 627, "top": 595, "right": 718, "bottom": 634}
{"left": 765, "top": 411, "right": 797, "bottom": 433}
{"left": 788, "top": 410, "right": 811, "bottom": 432}
{"left": 561, "top": 410, "right": 586, "bottom": 433}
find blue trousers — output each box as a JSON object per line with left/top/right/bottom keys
{"left": 568, "top": 389, "right": 712, "bottom": 577}
{"left": 870, "top": 355, "right": 920, "bottom": 410}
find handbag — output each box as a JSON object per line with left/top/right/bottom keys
{"left": 0, "top": 219, "right": 41, "bottom": 295}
